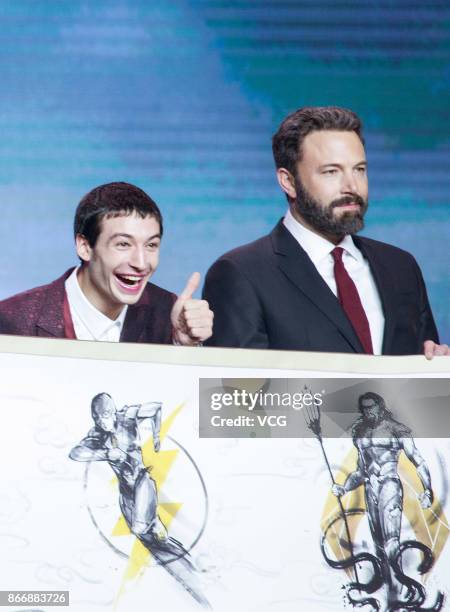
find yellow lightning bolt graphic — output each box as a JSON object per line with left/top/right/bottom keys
{"left": 111, "top": 402, "right": 185, "bottom": 607}
{"left": 321, "top": 448, "right": 449, "bottom": 578}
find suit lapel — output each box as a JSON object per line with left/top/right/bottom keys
{"left": 353, "top": 237, "right": 399, "bottom": 354}
{"left": 36, "top": 271, "right": 73, "bottom": 338}
{"left": 271, "top": 221, "right": 364, "bottom": 353}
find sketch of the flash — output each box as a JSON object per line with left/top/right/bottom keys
{"left": 306, "top": 391, "right": 444, "bottom": 611}
{"left": 69, "top": 392, "right": 210, "bottom": 608}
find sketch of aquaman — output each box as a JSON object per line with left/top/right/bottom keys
{"left": 331, "top": 392, "right": 443, "bottom": 610}
{"left": 69, "top": 392, "right": 209, "bottom": 608}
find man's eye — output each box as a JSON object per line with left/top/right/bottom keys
{"left": 323, "top": 169, "right": 338, "bottom": 175}
{"left": 116, "top": 241, "right": 131, "bottom": 248}
{"left": 146, "top": 242, "right": 159, "bottom": 250}
{"left": 356, "top": 166, "right": 366, "bottom": 174}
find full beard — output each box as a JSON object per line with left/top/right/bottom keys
{"left": 293, "top": 177, "right": 368, "bottom": 240}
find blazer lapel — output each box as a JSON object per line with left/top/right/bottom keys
{"left": 353, "top": 237, "right": 399, "bottom": 354}
{"left": 271, "top": 221, "right": 364, "bottom": 353}
{"left": 36, "top": 271, "right": 73, "bottom": 338}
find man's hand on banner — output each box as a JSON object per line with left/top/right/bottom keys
{"left": 424, "top": 340, "right": 450, "bottom": 360}
{"left": 171, "top": 272, "right": 214, "bottom": 346}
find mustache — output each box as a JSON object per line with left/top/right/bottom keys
{"left": 330, "top": 194, "right": 366, "bottom": 209}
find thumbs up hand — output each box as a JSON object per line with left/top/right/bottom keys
{"left": 171, "top": 272, "right": 214, "bottom": 346}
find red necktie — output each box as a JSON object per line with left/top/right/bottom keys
{"left": 331, "top": 247, "right": 373, "bottom": 354}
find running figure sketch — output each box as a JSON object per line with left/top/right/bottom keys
{"left": 69, "top": 392, "right": 209, "bottom": 608}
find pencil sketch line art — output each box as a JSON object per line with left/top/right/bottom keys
{"left": 307, "top": 391, "right": 445, "bottom": 611}
{"left": 303, "top": 395, "right": 362, "bottom": 588}
{"left": 69, "top": 392, "right": 210, "bottom": 608}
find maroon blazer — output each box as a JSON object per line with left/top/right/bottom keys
{"left": 0, "top": 269, "right": 176, "bottom": 343}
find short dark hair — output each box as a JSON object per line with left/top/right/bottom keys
{"left": 74, "top": 182, "right": 163, "bottom": 247}
{"left": 272, "top": 106, "right": 364, "bottom": 175}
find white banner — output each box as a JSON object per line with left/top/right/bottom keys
{"left": 0, "top": 336, "right": 449, "bottom": 612}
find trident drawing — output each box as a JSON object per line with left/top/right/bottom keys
{"left": 304, "top": 397, "right": 361, "bottom": 587}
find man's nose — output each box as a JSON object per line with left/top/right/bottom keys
{"left": 340, "top": 170, "right": 359, "bottom": 194}
{"left": 129, "top": 246, "right": 147, "bottom": 270}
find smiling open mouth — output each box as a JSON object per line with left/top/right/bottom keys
{"left": 114, "top": 273, "right": 146, "bottom": 291}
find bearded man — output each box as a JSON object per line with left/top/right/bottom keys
{"left": 203, "top": 106, "right": 447, "bottom": 357}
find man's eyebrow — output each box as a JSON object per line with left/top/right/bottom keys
{"left": 107, "top": 233, "right": 133, "bottom": 243}
{"left": 107, "top": 232, "right": 161, "bottom": 242}
{"left": 318, "top": 160, "right": 367, "bottom": 169}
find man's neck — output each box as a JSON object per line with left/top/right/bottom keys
{"left": 76, "top": 266, "right": 124, "bottom": 320}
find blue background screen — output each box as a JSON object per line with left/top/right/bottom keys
{"left": 0, "top": 1, "right": 448, "bottom": 340}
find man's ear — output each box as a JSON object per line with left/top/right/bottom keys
{"left": 75, "top": 234, "right": 92, "bottom": 263}
{"left": 276, "top": 167, "right": 297, "bottom": 200}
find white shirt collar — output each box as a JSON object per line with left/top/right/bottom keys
{"left": 283, "top": 208, "right": 363, "bottom": 265}
{"left": 65, "top": 267, "right": 128, "bottom": 341}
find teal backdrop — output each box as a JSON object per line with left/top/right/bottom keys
{"left": 0, "top": 1, "right": 448, "bottom": 340}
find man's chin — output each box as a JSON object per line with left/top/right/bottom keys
{"left": 114, "top": 288, "right": 146, "bottom": 306}
{"left": 331, "top": 212, "right": 365, "bottom": 235}
{"left": 295, "top": 203, "right": 365, "bottom": 238}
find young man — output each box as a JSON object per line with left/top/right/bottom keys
{"left": 0, "top": 182, "right": 213, "bottom": 345}
{"left": 203, "top": 106, "right": 448, "bottom": 357}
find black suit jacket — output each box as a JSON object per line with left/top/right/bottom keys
{"left": 203, "top": 220, "right": 438, "bottom": 355}
{"left": 0, "top": 269, "right": 176, "bottom": 343}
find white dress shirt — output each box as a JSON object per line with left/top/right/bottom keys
{"left": 283, "top": 209, "right": 385, "bottom": 354}
{"left": 65, "top": 267, "right": 128, "bottom": 342}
